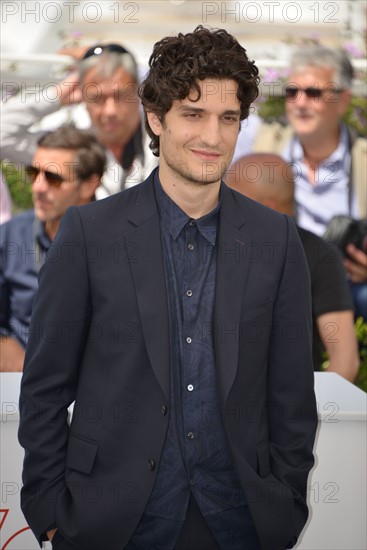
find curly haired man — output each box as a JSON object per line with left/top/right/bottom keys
{"left": 19, "top": 27, "right": 317, "bottom": 550}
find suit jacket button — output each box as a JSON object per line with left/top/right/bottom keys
{"left": 161, "top": 404, "right": 168, "bottom": 415}
{"left": 148, "top": 459, "right": 155, "bottom": 470}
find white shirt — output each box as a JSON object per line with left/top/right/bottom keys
{"left": 283, "top": 124, "right": 358, "bottom": 236}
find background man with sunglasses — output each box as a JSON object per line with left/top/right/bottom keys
{"left": 1, "top": 43, "right": 157, "bottom": 199}
{"left": 242, "top": 45, "right": 367, "bottom": 319}
{"left": 0, "top": 124, "right": 106, "bottom": 372}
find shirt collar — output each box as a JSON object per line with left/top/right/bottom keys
{"left": 34, "top": 216, "right": 52, "bottom": 251}
{"left": 154, "top": 172, "right": 220, "bottom": 245}
{"left": 290, "top": 123, "right": 349, "bottom": 164}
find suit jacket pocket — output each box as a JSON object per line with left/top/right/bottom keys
{"left": 65, "top": 433, "right": 98, "bottom": 474}
{"left": 256, "top": 441, "right": 271, "bottom": 477}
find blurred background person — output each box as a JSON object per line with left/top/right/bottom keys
{"left": 0, "top": 124, "right": 106, "bottom": 372}
{"left": 226, "top": 152, "right": 360, "bottom": 382}
{"left": 0, "top": 172, "right": 12, "bottom": 224}
{"left": 1, "top": 43, "right": 157, "bottom": 200}
{"left": 241, "top": 45, "right": 367, "bottom": 319}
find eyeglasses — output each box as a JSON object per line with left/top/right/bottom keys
{"left": 25, "top": 165, "right": 65, "bottom": 187}
{"left": 83, "top": 43, "right": 130, "bottom": 60}
{"left": 285, "top": 86, "right": 343, "bottom": 100}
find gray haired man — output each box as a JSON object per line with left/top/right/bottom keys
{"left": 1, "top": 43, "right": 157, "bottom": 199}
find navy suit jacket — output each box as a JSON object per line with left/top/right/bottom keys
{"left": 19, "top": 170, "right": 317, "bottom": 550}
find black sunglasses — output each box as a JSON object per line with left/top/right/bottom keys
{"left": 25, "top": 165, "right": 65, "bottom": 187}
{"left": 83, "top": 43, "right": 130, "bottom": 60}
{"left": 285, "top": 86, "right": 343, "bottom": 100}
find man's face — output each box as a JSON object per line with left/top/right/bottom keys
{"left": 82, "top": 66, "right": 141, "bottom": 147}
{"left": 147, "top": 79, "right": 241, "bottom": 187}
{"left": 285, "top": 66, "right": 351, "bottom": 141}
{"left": 31, "top": 148, "right": 87, "bottom": 224}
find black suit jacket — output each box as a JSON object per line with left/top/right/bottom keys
{"left": 19, "top": 170, "right": 317, "bottom": 550}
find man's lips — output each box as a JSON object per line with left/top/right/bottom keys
{"left": 191, "top": 149, "right": 222, "bottom": 160}
{"left": 293, "top": 111, "right": 314, "bottom": 119}
{"left": 34, "top": 199, "right": 53, "bottom": 208}
{"left": 101, "top": 120, "right": 120, "bottom": 130}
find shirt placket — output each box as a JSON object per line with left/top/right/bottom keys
{"left": 182, "top": 220, "right": 201, "bottom": 484}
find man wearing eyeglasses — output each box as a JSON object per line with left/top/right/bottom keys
{"left": 244, "top": 45, "right": 367, "bottom": 319}
{"left": 1, "top": 43, "right": 157, "bottom": 199}
{"left": 0, "top": 124, "right": 106, "bottom": 371}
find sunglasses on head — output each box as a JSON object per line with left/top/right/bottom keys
{"left": 285, "top": 86, "right": 343, "bottom": 100}
{"left": 83, "top": 43, "right": 130, "bottom": 59}
{"left": 25, "top": 165, "right": 65, "bottom": 187}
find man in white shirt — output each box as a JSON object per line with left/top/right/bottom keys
{"left": 244, "top": 45, "right": 367, "bottom": 318}
{"left": 1, "top": 43, "right": 157, "bottom": 199}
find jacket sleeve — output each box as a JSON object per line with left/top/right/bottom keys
{"left": 0, "top": 220, "right": 11, "bottom": 337}
{"left": 267, "top": 216, "right": 317, "bottom": 544}
{"left": 18, "top": 207, "right": 90, "bottom": 543}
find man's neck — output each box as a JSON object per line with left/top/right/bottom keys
{"left": 45, "top": 220, "right": 60, "bottom": 241}
{"left": 108, "top": 143, "right": 125, "bottom": 163}
{"left": 300, "top": 127, "right": 341, "bottom": 165}
{"left": 159, "top": 171, "right": 221, "bottom": 219}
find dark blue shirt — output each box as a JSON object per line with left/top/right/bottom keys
{"left": 128, "top": 176, "right": 259, "bottom": 549}
{"left": 0, "top": 210, "right": 51, "bottom": 347}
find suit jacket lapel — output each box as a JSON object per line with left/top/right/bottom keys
{"left": 124, "top": 178, "right": 251, "bottom": 403}
{"left": 125, "top": 176, "right": 170, "bottom": 398}
{"left": 214, "top": 185, "right": 251, "bottom": 403}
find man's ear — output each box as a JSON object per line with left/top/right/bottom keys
{"left": 146, "top": 112, "right": 163, "bottom": 136}
{"left": 79, "top": 174, "right": 100, "bottom": 202}
{"left": 337, "top": 89, "right": 352, "bottom": 116}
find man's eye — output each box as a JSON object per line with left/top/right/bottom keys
{"left": 87, "top": 96, "right": 104, "bottom": 104}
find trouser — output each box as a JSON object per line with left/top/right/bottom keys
{"left": 174, "top": 495, "right": 220, "bottom": 550}
{"left": 51, "top": 495, "right": 258, "bottom": 549}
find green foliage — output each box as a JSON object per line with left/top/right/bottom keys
{"left": 343, "top": 96, "right": 367, "bottom": 137}
{"left": 354, "top": 317, "right": 367, "bottom": 392}
{"left": 322, "top": 317, "right": 367, "bottom": 392}
{"left": 1, "top": 162, "right": 33, "bottom": 212}
{"left": 257, "top": 95, "right": 287, "bottom": 124}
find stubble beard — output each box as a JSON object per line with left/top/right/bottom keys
{"left": 166, "top": 157, "right": 228, "bottom": 187}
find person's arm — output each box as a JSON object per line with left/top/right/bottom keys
{"left": 0, "top": 174, "right": 12, "bottom": 224}
{"left": 0, "top": 337, "right": 25, "bottom": 372}
{"left": 317, "top": 310, "right": 359, "bottom": 381}
{"left": 267, "top": 217, "right": 317, "bottom": 545}
{"left": 1, "top": 71, "right": 83, "bottom": 165}
{"left": 0, "top": 222, "right": 25, "bottom": 372}
{"left": 47, "top": 528, "right": 58, "bottom": 542}
{"left": 306, "top": 234, "right": 360, "bottom": 380}
{"left": 18, "top": 207, "right": 90, "bottom": 544}
{"left": 344, "top": 244, "right": 367, "bottom": 283}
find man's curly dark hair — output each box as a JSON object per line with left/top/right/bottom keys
{"left": 139, "top": 25, "right": 260, "bottom": 156}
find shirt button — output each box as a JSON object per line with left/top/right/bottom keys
{"left": 190, "top": 479, "right": 196, "bottom": 486}
{"left": 187, "top": 384, "right": 194, "bottom": 391}
{"left": 148, "top": 458, "right": 155, "bottom": 470}
{"left": 189, "top": 220, "right": 196, "bottom": 227}
{"left": 186, "top": 337, "right": 192, "bottom": 344}
{"left": 187, "top": 432, "right": 194, "bottom": 439}
{"left": 161, "top": 404, "right": 168, "bottom": 415}
{"left": 186, "top": 290, "right": 193, "bottom": 297}
{"left": 188, "top": 243, "right": 194, "bottom": 251}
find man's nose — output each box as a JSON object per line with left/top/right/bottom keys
{"left": 201, "top": 117, "right": 221, "bottom": 147}
{"left": 102, "top": 96, "right": 118, "bottom": 116}
{"left": 32, "top": 171, "right": 49, "bottom": 193}
{"left": 296, "top": 90, "right": 312, "bottom": 107}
